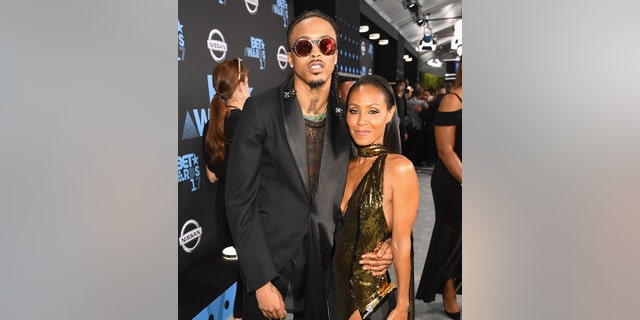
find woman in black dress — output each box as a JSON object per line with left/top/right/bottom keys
{"left": 201, "top": 58, "right": 250, "bottom": 320}
{"left": 416, "top": 60, "right": 462, "bottom": 320}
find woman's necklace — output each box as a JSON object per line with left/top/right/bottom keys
{"left": 357, "top": 144, "right": 388, "bottom": 157}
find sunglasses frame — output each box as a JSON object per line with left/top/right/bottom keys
{"left": 291, "top": 37, "right": 337, "bottom": 58}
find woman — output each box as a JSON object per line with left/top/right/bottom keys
{"left": 201, "top": 58, "right": 249, "bottom": 320}
{"left": 415, "top": 59, "right": 462, "bottom": 320}
{"left": 331, "top": 75, "right": 419, "bottom": 320}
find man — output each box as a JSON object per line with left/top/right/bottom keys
{"left": 420, "top": 87, "right": 436, "bottom": 166}
{"left": 422, "top": 85, "right": 446, "bottom": 166}
{"left": 337, "top": 76, "right": 354, "bottom": 104}
{"left": 225, "top": 10, "right": 392, "bottom": 320}
{"left": 405, "top": 86, "right": 428, "bottom": 168}
{"left": 393, "top": 80, "right": 408, "bottom": 146}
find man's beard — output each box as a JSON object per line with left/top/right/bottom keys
{"left": 309, "top": 79, "right": 326, "bottom": 90}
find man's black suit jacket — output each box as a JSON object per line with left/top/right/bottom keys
{"left": 395, "top": 93, "right": 407, "bottom": 137}
{"left": 225, "top": 83, "right": 351, "bottom": 293}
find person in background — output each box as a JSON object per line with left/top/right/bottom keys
{"left": 402, "top": 78, "right": 411, "bottom": 102}
{"left": 432, "top": 85, "right": 447, "bottom": 104}
{"left": 421, "top": 87, "right": 432, "bottom": 103}
{"left": 331, "top": 75, "right": 418, "bottom": 320}
{"left": 201, "top": 58, "right": 250, "bottom": 320}
{"left": 393, "top": 80, "right": 409, "bottom": 149}
{"left": 421, "top": 85, "right": 446, "bottom": 166}
{"left": 445, "top": 82, "right": 454, "bottom": 94}
{"left": 416, "top": 59, "right": 463, "bottom": 320}
{"left": 405, "top": 86, "right": 428, "bottom": 169}
{"left": 225, "top": 11, "right": 393, "bottom": 320}
{"left": 420, "top": 87, "right": 436, "bottom": 166}
{"left": 338, "top": 76, "right": 355, "bottom": 105}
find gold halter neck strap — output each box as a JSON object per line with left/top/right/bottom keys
{"left": 357, "top": 144, "right": 388, "bottom": 157}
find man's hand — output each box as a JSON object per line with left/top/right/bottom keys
{"left": 255, "top": 282, "right": 286, "bottom": 319}
{"left": 359, "top": 238, "right": 394, "bottom": 276}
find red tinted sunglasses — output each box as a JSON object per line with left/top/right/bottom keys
{"left": 291, "top": 37, "right": 337, "bottom": 57}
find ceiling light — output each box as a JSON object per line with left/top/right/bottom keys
{"left": 403, "top": 54, "right": 409, "bottom": 60}
{"left": 369, "top": 33, "right": 380, "bottom": 40}
{"left": 359, "top": 25, "right": 369, "bottom": 33}
{"left": 427, "top": 58, "right": 442, "bottom": 68}
{"left": 378, "top": 39, "right": 389, "bottom": 45}
{"left": 405, "top": 0, "right": 419, "bottom": 13}
{"left": 451, "top": 20, "right": 462, "bottom": 50}
{"left": 405, "top": 57, "right": 413, "bottom": 62}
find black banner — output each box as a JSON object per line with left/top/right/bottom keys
{"left": 178, "top": 0, "right": 293, "bottom": 272}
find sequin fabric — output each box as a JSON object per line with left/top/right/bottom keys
{"left": 333, "top": 149, "right": 396, "bottom": 319}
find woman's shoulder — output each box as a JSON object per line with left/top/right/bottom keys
{"left": 385, "top": 153, "right": 415, "bottom": 175}
{"left": 383, "top": 154, "right": 418, "bottom": 194}
{"left": 438, "top": 90, "right": 462, "bottom": 112}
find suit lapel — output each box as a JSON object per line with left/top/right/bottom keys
{"left": 316, "top": 97, "right": 350, "bottom": 211}
{"left": 313, "top": 98, "right": 350, "bottom": 258}
{"left": 321, "top": 101, "right": 348, "bottom": 182}
{"left": 282, "top": 93, "right": 311, "bottom": 200}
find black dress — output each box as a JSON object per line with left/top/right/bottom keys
{"left": 201, "top": 108, "right": 243, "bottom": 317}
{"left": 202, "top": 108, "right": 240, "bottom": 244}
{"left": 416, "top": 93, "right": 462, "bottom": 302}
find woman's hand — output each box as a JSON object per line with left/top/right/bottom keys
{"left": 385, "top": 307, "right": 409, "bottom": 320}
{"left": 205, "top": 167, "right": 218, "bottom": 183}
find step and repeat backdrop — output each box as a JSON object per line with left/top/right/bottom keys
{"left": 178, "top": 0, "right": 292, "bottom": 272}
{"left": 178, "top": 1, "right": 293, "bottom": 318}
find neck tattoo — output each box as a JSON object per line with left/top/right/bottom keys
{"left": 303, "top": 100, "right": 327, "bottom": 122}
{"left": 307, "top": 100, "right": 328, "bottom": 114}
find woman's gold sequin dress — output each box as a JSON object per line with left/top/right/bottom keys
{"left": 331, "top": 150, "right": 413, "bottom": 319}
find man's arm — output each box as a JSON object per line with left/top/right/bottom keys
{"left": 225, "top": 97, "right": 278, "bottom": 291}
